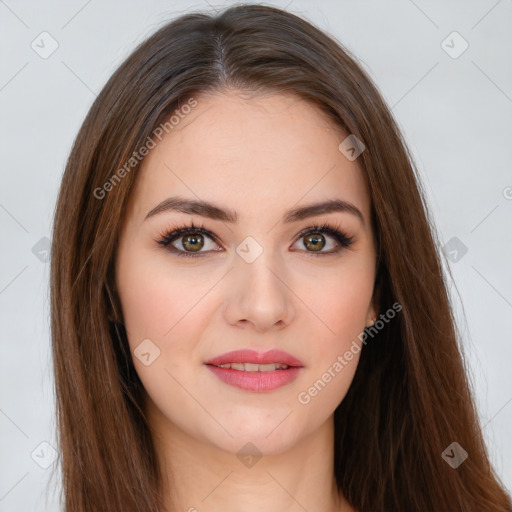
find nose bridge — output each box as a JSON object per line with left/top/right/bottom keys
{"left": 224, "top": 240, "right": 294, "bottom": 331}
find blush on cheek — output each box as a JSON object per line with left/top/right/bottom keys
{"left": 118, "top": 256, "right": 184, "bottom": 337}
{"left": 309, "top": 277, "right": 372, "bottom": 337}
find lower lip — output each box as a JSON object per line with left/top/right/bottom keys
{"left": 206, "top": 365, "right": 303, "bottom": 392}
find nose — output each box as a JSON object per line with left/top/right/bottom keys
{"left": 223, "top": 252, "right": 295, "bottom": 333}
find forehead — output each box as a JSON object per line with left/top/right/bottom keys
{"left": 124, "top": 90, "right": 371, "bottom": 226}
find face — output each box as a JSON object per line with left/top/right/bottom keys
{"left": 115, "top": 90, "right": 377, "bottom": 456}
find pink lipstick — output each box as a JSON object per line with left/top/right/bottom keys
{"left": 204, "top": 349, "right": 304, "bottom": 392}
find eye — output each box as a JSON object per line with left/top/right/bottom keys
{"left": 155, "top": 220, "right": 355, "bottom": 258}
{"left": 155, "top": 221, "right": 221, "bottom": 258}
{"left": 291, "top": 221, "right": 355, "bottom": 256}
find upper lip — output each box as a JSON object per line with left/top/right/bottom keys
{"left": 204, "top": 349, "right": 304, "bottom": 367}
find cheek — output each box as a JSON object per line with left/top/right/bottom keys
{"left": 300, "top": 259, "right": 375, "bottom": 345}
{"left": 117, "top": 268, "right": 171, "bottom": 343}
{"left": 288, "top": 259, "right": 374, "bottom": 416}
{"left": 115, "top": 251, "right": 218, "bottom": 436}
{"left": 116, "top": 249, "right": 212, "bottom": 344}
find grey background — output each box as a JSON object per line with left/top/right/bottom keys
{"left": 1, "top": 0, "right": 511, "bottom": 510}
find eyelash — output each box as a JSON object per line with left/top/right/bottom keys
{"left": 155, "top": 220, "right": 355, "bottom": 258}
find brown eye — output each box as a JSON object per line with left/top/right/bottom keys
{"left": 156, "top": 223, "right": 222, "bottom": 258}
{"left": 292, "top": 223, "right": 355, "bottom": 255}
{"left": 181, "top": 232, "right": 205, "bottom": 252}
{"left": 303, "top": 232, "right": 326, "bottom": 252}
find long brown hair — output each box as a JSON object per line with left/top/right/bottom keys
{"left": 50, "top": 4, "right": 512, "bottom": 511}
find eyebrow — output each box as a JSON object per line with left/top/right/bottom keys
{"left": 145, "top": 196, "right": 364, "bottom": 225}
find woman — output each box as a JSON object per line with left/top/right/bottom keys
{"left": 50, "top": 4, "right": 512, "bottom": 511}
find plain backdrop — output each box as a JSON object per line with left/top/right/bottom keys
{"left": 1, "top": 0, "right": 511, "bottom": 510}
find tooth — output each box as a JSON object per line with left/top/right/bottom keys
{"left": 219, "top": 362, "right": 291, "bottom": 372}
{"left": 258, "top": 363, "right": 277, "bottom": 371}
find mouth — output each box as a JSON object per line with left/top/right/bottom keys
{"left": 204, "top": 349, "right": 304, "bottom": 392}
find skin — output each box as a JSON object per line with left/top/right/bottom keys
{"left": 115, "top": 89, "right": 378, "bottom": 512}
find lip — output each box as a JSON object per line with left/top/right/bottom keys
{"left": 204, "top": 349, "right": 304, "bottom": 367}
{"left": 206, "top": 365, "right": 302, "bottom": 392}
{"left": 204, "top": 349, "right": 304, "bottom": 393}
